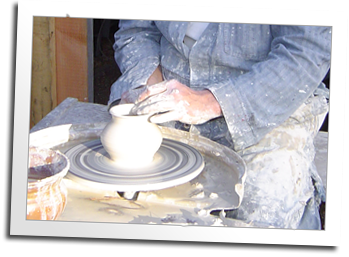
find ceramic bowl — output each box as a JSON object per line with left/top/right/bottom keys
{"left": 27, "top": 146, "right": 69, "bottom": 220}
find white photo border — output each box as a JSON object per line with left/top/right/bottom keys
{"left": 11, "top": 0, "right": 348, "bottom": 246}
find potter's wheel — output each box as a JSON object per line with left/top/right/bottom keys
{"left": 64, "top": 138, "right": 205, "bottom": 191}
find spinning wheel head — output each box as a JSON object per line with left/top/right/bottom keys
{"left": 64, "top": 138, "right": 205, "bottom": 192}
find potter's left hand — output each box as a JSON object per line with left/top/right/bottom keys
{"left": 130, "top": 80, "right": 222, "bottom": 124}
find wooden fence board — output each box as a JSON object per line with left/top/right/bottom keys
{"left": 55, "top": 18, "right": 89, "bottom": 104}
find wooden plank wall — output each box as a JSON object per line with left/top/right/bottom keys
{"left": 30, "top": 17, "right": 90, "bottom": 129}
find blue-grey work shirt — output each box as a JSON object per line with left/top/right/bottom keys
{"left": 109, "top": 21, "right": 331, "bottom": 151}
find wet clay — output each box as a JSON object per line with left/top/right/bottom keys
{"left": 100, "top": 104, "right": 163, "bottom": 168}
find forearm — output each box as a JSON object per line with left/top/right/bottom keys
{"left": 146, "top": 66, "right": 164, "bottom": 86}
{"left": 198, "top": 89, "right": 223, "bottom": 118}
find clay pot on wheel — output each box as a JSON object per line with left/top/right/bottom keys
{"left": 100, "top": 104, "right": 163, "bottom": 168}
{"left": 27, "top": 147, "right": 69, "bottom": 220}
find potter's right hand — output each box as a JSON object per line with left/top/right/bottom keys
{"left": 130, "top": 80, "right": 223, "bottom": 125}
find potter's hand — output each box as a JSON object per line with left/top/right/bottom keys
{"left": 130, "top": 80, "right": 222, "bottom": 125}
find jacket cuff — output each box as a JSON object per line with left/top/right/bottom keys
{"left": 208, "top": 80, "right": 258, "bottom": 151}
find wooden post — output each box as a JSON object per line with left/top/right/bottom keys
{"left": 30, "top": 17, "right": 56, "bottom": 129}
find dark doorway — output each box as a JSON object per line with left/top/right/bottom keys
{"left": 93, "top": 19, "right": 121, "bottom": 105}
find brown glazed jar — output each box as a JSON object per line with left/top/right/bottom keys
{"left": 27, "top": 147, "right": 69, "bottom": 220}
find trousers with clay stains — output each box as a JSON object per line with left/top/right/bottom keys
{"left": 154, "top": 74, "right": 329, "bottom": 229}
{"left": 223, "top": 94, "right": 328, "bottom": 229}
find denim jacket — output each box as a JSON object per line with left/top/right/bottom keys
{"left": 109, "top": 21, "right": 331, "bottom": 151}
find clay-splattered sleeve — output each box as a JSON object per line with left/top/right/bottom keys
{"left": 208, "top": 25, "right": 331, "bottom": 151}
{"left": 109, "top": 20, "right": 162, "bottom": 105}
